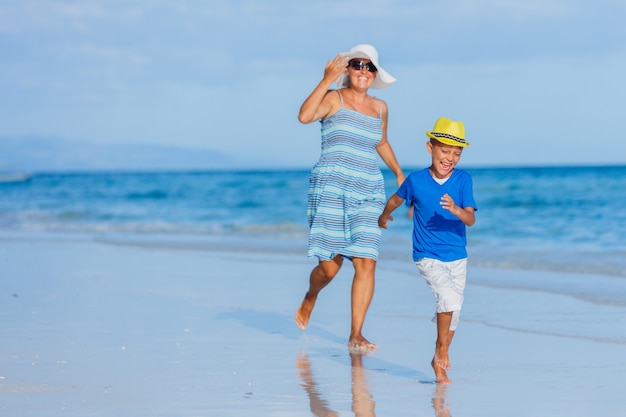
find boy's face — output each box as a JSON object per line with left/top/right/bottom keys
{"left": 426, "top": 139, "right": 463, "bottom": 179}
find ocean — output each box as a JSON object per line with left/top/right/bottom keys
{"left": 1, "top": 165, "right": 625, "bottom": 281}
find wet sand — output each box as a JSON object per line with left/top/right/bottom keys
{"left": 1, "top": 235, "right": 625, "bottom": 416}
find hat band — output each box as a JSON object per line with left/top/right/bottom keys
{"left": 431, "top": 132, "right": 466, "bottom": 144}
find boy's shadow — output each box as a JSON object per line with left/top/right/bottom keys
{"left": 316, "top": 346, "right": 433, "bottom": 383}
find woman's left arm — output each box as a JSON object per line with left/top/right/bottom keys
{"left": 376, "top": 100, "right": 405, "bottom": 186}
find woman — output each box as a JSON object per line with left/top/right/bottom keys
{"left": 295, "top": 44, "right": 405, "bottom": 350}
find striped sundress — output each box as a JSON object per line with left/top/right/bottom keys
{"left": 307, "top": 90, "right": 386, "bottom": 261}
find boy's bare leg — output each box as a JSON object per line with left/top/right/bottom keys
{"left": 295, "top": 255, "right": 342, "bottom": 330}
{"left": 348, "top": 257, "right": 376, "bottom": 350}
{"left": 432, "top": 311, "right": 455, "bottom": 383}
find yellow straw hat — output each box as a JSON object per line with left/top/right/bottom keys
{"left": 426, "top": 117, "right": 470, "bottom": 147}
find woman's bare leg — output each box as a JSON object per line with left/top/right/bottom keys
{"left": 295, "top": 255, "right": 343, "bottom": 330}
{"left": 348, "top": 257, "right": 376, "bottom": 350}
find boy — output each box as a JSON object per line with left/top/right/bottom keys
{"left": 378, "top": 117, "right": 477, "bottom": 383}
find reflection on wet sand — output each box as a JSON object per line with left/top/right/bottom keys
{"left": 297, "top": 352, "right": 375, "bottom": 416}
{"left": 297, "top": 351, "right": 452, "bottom": 416}
{"left": 349, "top": 352, "right": 375, "bottom": 417}
{"left": 432, "top": 383, "right": 452, "bottom": 417}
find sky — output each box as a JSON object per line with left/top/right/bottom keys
{"left": 1, "top": 0, "right": 625, "bottom": 172}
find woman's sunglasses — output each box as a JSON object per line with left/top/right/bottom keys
{"left": 348, "top": 60, "right": 377, "bottom": 73}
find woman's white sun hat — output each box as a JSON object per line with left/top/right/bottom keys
{"left": 335, "top": 44, "right": 396, "bottom": 89}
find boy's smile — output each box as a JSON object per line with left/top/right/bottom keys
{"left": 427, "top": 140, "right": 463, "bottom": 179}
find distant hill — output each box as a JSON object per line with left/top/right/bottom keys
{"left": 0, "top": 136, "right": 259, "bottom": 172}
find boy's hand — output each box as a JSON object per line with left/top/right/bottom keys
{"left": 441, "top": 193, "right": 476, "bottom": 226}
{"left": 378, "top": 213, "right": 394, "bottom": 229}
{"left": 440, "top": 193, "right": 459, "bottom": 215}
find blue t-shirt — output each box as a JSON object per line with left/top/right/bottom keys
{"left": 397, "top": 168, "right": 477, "bottom": 262}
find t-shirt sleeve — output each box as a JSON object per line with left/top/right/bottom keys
{"left": 461, "top": 174, "right": 478, "bottom": 211}
{"left": 396, "top": 173, "right": 414, "bottom": 201}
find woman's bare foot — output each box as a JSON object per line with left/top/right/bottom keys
{"left": 348, "top": 335, "right": 376, "bottom": 352}
{"left": 432, "top": 358, "right": 451, "bottom": 384}
{"left": 295, "top": 293, "right": 316, "bottom": 330}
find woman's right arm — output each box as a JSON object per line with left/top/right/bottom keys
{"left": 298, "top": 54, "right": 348, "bottom": 124}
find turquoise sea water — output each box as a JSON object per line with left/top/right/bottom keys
{"left": 1, "top": 165, "right": 625, "bottom": 279}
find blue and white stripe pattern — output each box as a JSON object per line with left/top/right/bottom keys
{"left": 307, "top": 98, "right": 385, "bottom": 261}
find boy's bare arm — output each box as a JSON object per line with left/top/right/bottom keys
{"left": 378, "top": 193, "right": 405, "bottom": 229}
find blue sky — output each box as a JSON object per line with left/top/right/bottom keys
{"left": 1, "top": 0, "right": 625, "bottom": 171}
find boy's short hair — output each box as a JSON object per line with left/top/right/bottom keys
{"left": 429, "top": 138, "right": 463, "bottom": 149}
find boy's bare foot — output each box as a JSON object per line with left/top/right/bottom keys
{"left": 432, "top": 358, "right": 451, "bottom": 384}
{"left": 295, "top": 293, "right": 316, "bottom": 330}
{"left": 435, "top": 358, "right": 450, "bottom": 370}
{"left": 348, "top": 335, "right": 376, "bottom": 352}
{"left": 434, "top": 347, "right": 451, "bottom": 370}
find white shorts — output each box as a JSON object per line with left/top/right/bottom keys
{"left": 416, "top": 257, "right": 467, "bottom": 330}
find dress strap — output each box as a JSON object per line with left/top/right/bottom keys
{"left": 379, "top": 100, "right": 383, "bottom": 119}
{"left": 337, "top": 90, "right": 344, "bottom": 107}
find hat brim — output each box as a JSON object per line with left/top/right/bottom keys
{"left": 335, "top": 50, "right": 396, "bottom": 90}
{"left": 426, "top": 132, "right": 470, "bottom": 147}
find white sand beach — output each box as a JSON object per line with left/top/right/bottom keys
{"left": 1, "top": 234, "right": 625, "bottom": 416}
